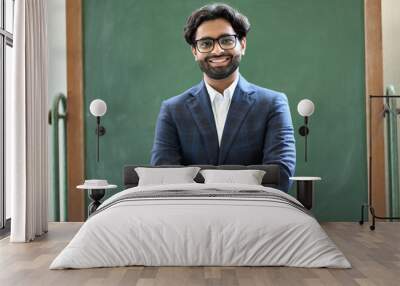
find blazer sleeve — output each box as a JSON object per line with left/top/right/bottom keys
{"left": 150, "top": 101, "right": 183, "bottom": 165}
{"left": 262, "top": 93, "right": 296, "bottom": 192}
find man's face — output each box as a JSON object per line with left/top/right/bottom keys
{"left": 192, "top": 18, "right": 246, "bottom": 80}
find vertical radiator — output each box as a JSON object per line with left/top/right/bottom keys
{"left": 385, "top": 85, "right": 400, "bottom": 217}
{"left": 48, "top": 93, "right": 67, "bottom": 221}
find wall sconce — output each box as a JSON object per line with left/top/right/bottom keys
{"left": 297, "top": 99, "right": 315, "bottom": 162}
{"left": 89, "top": 99, "right": 107, "bottom": 162}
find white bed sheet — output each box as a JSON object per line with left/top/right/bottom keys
{"left": 50, "top": 183, "right": 351, "bottom": 269}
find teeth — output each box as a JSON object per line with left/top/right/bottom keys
{"left": 209, "top": 57, "right": 229, "bottom": 63}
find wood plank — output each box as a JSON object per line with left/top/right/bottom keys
{"left": 364, "top": 0, "right": 386, "bottom": 216}
{"left": 66, "top": 0, "right": 85, "bottom": 221}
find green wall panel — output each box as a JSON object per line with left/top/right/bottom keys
{"left": 83, "top": 0, "right": 367, "bottom": 221}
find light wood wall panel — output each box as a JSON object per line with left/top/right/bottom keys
{"left": 365, "top": 0, "right": 386, "bottom": 215}
{"left": 66, "top": 0, "right": 85, "bottom": 221}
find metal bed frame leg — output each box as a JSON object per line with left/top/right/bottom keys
{"left": 359, "top": 203, "right": 400, "bottom": 231}
{"left": 370, "top": 206, "right": 376, "bottom": 231}
{"left": 359, "top": 204, "right": 400, "bottom": 230}
{"left": 358, "top": 203, "right": 376, "bottom": 230}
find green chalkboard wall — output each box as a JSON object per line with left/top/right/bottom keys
{"left": 83, "top": 0, "right": 367, "bottom": 221}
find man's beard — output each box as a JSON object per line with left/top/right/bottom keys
{"left": 197, "top": 54, "right": 241, "bottom": 80}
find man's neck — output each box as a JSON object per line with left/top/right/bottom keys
{"left": 204, "top": 70, "right": 239, "bottom": 94}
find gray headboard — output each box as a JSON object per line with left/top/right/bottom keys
{"left": 123, "top": 165, "right": 280, "bottom": 189}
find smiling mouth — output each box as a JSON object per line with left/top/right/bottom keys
{"left": 208, "top": 56, "right": 231, "bottom": 65}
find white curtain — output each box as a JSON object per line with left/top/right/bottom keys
{"left": 10, "top": 0, "right": 49, "bottom": 242}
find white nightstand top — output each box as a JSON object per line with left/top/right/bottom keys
{"left": 290, "top": 176, "right": 322, "bottom": 181}
{"left": 77, "top": 184, "right": 117, "bottom": 190}
{"left": 77, "top": 179, "right": 117, "bottom": 190}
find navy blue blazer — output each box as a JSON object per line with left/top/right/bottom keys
{"left": 150, "top": 76, "right": 296, "bottom": 192}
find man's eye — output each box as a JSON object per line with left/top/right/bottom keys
{"left": 199, "top": 40, "right": 213, "bottom": 48}
{"left": 220, "top": 38, "right": 234, "bottom": 45}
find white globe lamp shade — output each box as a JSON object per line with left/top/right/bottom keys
{"left": 297, "top": 99, "right": 315, "bottom": 117}
{"left": 90, "top": 99, "right": 107, "bottom": 117}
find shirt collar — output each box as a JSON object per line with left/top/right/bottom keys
{"left": 205, "top": 73, "right": 239, "bottom": 103}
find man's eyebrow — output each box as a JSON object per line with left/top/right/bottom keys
{"left": 195, "top": 33, "right": 233, "bottom": 41}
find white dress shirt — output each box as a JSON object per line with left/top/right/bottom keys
{"left": 205, "top": 76, "right": 239, "bottom": 146}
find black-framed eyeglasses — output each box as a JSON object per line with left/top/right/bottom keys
{"left": 194, "top": 34, "right": 238, "bottom": 53}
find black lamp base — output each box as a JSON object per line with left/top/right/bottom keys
{"left": 95, "top": 126, "right": 106, "bottom": 136}
{"left": 299, "top": 126, "right": 309, "bottom": 136}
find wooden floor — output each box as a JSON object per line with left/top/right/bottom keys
{"left": 0, "top": 222, "right": 399, "bottom": 286}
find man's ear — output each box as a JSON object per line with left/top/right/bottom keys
{"left": 240, "top": 37, "right": 247, "bottom": 56}
{"left": 191, "top": 46, "right": 198, "bottom": 61}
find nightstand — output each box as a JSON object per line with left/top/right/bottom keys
{"left": 77, "top": 180, "right": 117, "bottom": 216}
{"left": 289, "top": 177, "right": 321, "bottom": 210}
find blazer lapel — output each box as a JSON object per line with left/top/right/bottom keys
{"left": 219, "top": 76, "right": 255, "bottom": 164}
{"left": 185, "top": 81, "right": 219, "bottom": 165}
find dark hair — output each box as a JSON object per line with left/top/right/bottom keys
{"left": 184, "top": 3, "right": 251, "bottom": 46}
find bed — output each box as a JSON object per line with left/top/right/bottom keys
{"left": 50, "top": 165, "right": 351, "bottom": 269}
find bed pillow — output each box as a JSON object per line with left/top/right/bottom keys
{"left": 135, "top": 167, "right": 201, "bottom": 186}
{"left": 200, "top": 169, "right": 266, "bottom": 185}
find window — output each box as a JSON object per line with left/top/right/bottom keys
{"left": 0, "top": 0, "right": 14, "bottom": 234}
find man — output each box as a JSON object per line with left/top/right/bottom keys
{"left": 151, "top": 3, "right": 296, "bottom": 192}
